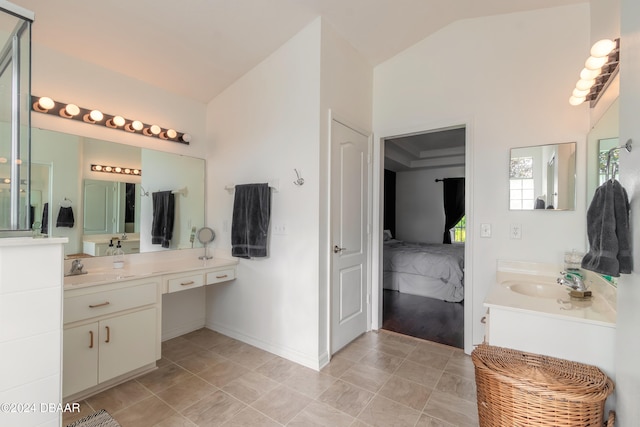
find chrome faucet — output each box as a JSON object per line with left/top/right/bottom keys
{"left": 121, "top": 233, "right": 128, "bottom": 240}
{"left": 557, "top": 270, "right": 587, "bottom": 291}
{"left": 66, "top": 259, "right": 88, "bottom": 276}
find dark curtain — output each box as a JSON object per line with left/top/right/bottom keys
{"left": 383, "top": 169, "right": 396, "bottom": 236}
{"left": 442, "top": 177, "right": 465, "bottom": 244}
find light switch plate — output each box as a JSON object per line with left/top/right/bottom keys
{"left": 480, "top": 223, "right": 491, "bottom": 238}
{"left": 510, "top": 223, "right": 522, "bottom": 239}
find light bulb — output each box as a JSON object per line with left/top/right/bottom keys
{"left": 112, "top": 116, "right": 125, "bottom": 126}
{"left": 590, "top": 39, "right": 616, "bottom": 58}
{"left": 572, "top": 87, "right": 590, "bottom": 98}
{"left": 60, "top": 103, "right": 80, "bottom": 118}
{"left": 150, "top": 125, "right": 161, "bottom": 135}
{"left": 132, "top": 120, "right": 143, "bottom": 131}
{"left": 114, "top": 167, "right": 122, "bottom": 173}
{"left": 166, "top": 129, "right": 177, "bottom": 139}
{"left": 569, "top": 95, "right": 585, "bottom": 106}
{"left": 181, "top": 133, "right": 192, "bottom": 143}
{"left": 579, "top": 67, "right": 601, "bottom": 80}
{"left": 89, "top": 110, "right": 103, "bottom": 121}
{"left": 36, "top": 97, "right": 55, "bottom": 111}
{"left": 584, "top": 56, "right": 608, "bottom": 70}
{"left": 104, "top": 166, "right": 112, "bottom": 172}
{"left": 575, "top": 78, "right": 595, "bottom": 91}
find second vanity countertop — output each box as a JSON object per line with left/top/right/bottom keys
{"left": 485, "top": 260, "right": 617, "bottom": 327}
{"left": 63, "top": 248, "right": 238, "bottom": 291}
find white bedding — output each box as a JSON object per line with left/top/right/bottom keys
{"left": 383, "top": 239, "right": 464, "bottom": 302}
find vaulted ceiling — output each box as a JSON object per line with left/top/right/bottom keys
{"left": 12, "top": 0, "right": 586, "bottom": 103}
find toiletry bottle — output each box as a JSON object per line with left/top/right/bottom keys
{"left": 105, "top": 239, "right": 115, "bottom": 256}
{"left": 113, "top": 241, "right": 125, "bottom": 268}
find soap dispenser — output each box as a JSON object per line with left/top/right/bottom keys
{"left": 105, "top": 239, "right": 115, "bottom": 256}
{"left": 113, "top": 241, "right": 125, "bottom": 269}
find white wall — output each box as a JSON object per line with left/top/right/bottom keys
{"left": 373, "top": 4, "right": 590, "bottom": 347}
{"left": 319, "top": 21, "right": 373, "bottom": 360}
{"left": 205, "top": 18, "right": 372, "bottom": 368}
{"left": 616, "top": 0, "right": 640, "bottom": 423}
{"left": 395, "top": 166, "right": 465, "bottom": 243}
{"left": 205, "top": 19, "right": 323, "bottom": 368}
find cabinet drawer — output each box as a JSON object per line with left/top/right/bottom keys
{"left": 166, "top": 273, "right": 204, "bottom": 293}
{"left": 206, "top": 269, "right": 235, "bottom": 285}
{"left": 65, "top": 282, "right": 157, "bottom": 324}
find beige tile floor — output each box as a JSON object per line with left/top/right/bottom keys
{"left": 64, "top": 328, "right": 479, "bottom": 427}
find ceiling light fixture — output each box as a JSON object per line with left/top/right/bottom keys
{"left": 91, "top": 164, "right": 142, "bottom": 176}
{"left": 569, "top": 38, "right": 620, "bottom": 108}
{"left": 31, "top": 95, "right": 191, "bottom": 144}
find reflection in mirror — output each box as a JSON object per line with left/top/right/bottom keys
{"left": 31, "top": 128, "right": 205, "bottom": 257}
{"left": 509, "top": 142, "right": 576, "bottom": 210}
{"left": 587, "top": 99, "right": 618, "bottom": 204}
{"left": 83, "top": 179, "right": 140, "bottom": 235}
{"left": 598, "top": 138, "right": 620, "bottom": 183}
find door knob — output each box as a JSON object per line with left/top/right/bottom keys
{"left": 333, "top": 245, "right": 346, "bottom": 253}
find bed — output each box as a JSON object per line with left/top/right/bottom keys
{"left": 383, "top": 238, "right": 464, "bottom": 302}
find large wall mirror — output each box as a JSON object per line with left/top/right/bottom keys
{"left": 509, "top": 142, "right": 576, "bottom": 211}
{"left": 587, "top": 98, "right": 619, "bottom": 203}
{"left": 31, "top": 128, "right": 205, "bottom": 257}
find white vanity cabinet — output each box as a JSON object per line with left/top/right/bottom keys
{"left": 484, "top": 261, "right": 617, "bottom": 380}
{"left": 163, "top": 266, "right": 236, "bottom": 293}
{"left": 63, "top": 278, "right": 160, "bottom": 399}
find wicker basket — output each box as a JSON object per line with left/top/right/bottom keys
{"left": 472, "top": 344, "right": 614, "bottom": 427}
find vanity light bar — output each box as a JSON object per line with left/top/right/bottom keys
{"left": 569, "top": 38, "right": 620, "bottom": 108}
{"left": 91, "top": 164, "right": 142, "bottom": 176}
{"left": 31, "top": 96, "right": 192, "bottom": 145}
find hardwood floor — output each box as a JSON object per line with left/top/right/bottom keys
{"left": 382, "top": 289, "right": 464, "bottom": 349}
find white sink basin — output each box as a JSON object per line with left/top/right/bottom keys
{"left": 503, "top": 281, "right": 569, "bottom": 299}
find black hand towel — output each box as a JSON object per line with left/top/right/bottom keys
{"left": 581, "top": 179, "right": 632, "bottom": 277}
{"left": 56, "top": 206, "right": 75, "bottom": 228}
{"left": 231, "top": 183, "right": 271, "bottom": 259}
{"left": 41, "top": 202, "right": 49, "bottom": 234}
{"left": 151, "top": 191, "right": 175, "bottom": 248}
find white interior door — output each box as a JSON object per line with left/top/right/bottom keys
{"left": 330, "top": 119, "right": 370, "bottom": 354}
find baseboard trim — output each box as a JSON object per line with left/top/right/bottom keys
{"left": 162, "top": 318, "right": 206, "bottom": 341}
{"left": 206, "top": 321, "right": 323, "bottom": 371}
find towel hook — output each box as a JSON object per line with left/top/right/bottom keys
{"left": 293, "top": 169, "right": 305, "bottom": 186}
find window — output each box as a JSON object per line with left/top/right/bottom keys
{"left": 451, "top": 216, "right": 466, "bottom": 243}
{"left": 509, "top": 156, "right": 534, "bottom": 210}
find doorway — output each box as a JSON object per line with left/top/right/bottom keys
{"left": 381, "top": 125, "right": 467, "bottom": 349}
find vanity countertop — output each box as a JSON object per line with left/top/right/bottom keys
{"left": 485, "top": 260, "right": 616, "bottom": 327}
{"left": 64, "top": 248, "right": 238, "bottom": 290}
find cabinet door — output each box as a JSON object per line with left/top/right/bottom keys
{"left": 98, "top": 307, "right": 157, "bottom": 383}
{"left": 63, "top": 322, "right": 99, "bottom": 397}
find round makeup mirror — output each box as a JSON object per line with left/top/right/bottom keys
{"left": 197, "top": 226, "right": 215, "bottom": 260}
